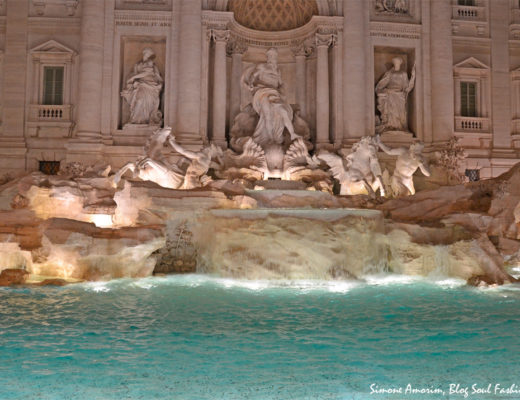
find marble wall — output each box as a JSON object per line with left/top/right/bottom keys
{"left": 0, "top": 0, "right": 517, "bottom": 179}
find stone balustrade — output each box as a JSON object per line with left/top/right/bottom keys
{"left": 29, "top": 104, "right": 72, "bottom": 122}
{"left": 455, "top": 116, "right": 490, "bottom": 132}
{"left": 452, "top": 5, "right": 486, "bottom": 21}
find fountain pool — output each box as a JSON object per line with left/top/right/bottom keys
{"left": 1, "top": 274, "right": 519, "bottom": 399}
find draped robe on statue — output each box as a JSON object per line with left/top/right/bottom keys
{"left": 245, "top": 62, "right": 295, "bottom": 148}
{"left": 375, "top": 67, "right": 414, "bottom": 133}
{"left": 121, "top": 57, "right": 163, "bottom": 125}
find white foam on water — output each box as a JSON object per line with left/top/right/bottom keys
{"left": 207, "top": 276, "right": 362, "bottom": 293}
{"left": 363, "top": 273, "right": 422, "bottom": 286}
{"left": 85, "top": 281, "right": 111, "bottom": 293}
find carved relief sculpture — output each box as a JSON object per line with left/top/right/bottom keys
{"left": 375, "top": 0, "right": 409, "bottom": 14}
{"left": 375, "top": 136, "right": 430, "bottom": 196}
{"left": 375, "top": 57, "right": 415, "bottom": 134}
{"left": 121, "top": 47, "right": 163, "bottom": 126}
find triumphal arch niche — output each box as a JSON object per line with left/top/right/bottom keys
{"left": 202, "top": 0, "right": 343, "bottom": 151}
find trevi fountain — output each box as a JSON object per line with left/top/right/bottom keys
{"left": 1, "top": 1, "right": 520, "bottom": 399}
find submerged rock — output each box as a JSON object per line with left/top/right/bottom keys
{"left": 36, "top": 278, "right": 69, "bottom": 286}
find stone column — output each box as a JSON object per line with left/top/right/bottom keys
{"left": 0, "top": 0, "right": 29, "bottom": 171}
{"left": 343, "top": 0, "right": 367, "bottom": 142}
{"left": 100, "top": 0, "right": 115, "bottom": 144}
{"left": 490, "top": 0, "right": 512, "bottom": 150}
{"left": 176, "top": 0, "right": 202, "bottom": 143}
{"left": 430, "top": 0, "right": 454, "bottom": 142}
{"left": 315, "top": 33, "right": 334, "bottom": 147}
{"left": 76, "top": 0, "right": 105, "bottom": 140}
{"left": 481, "top": 75, "right": 489, "bottom": 119}
{"left": 292, "top": 44, "right": 308, "bottom": 118}
{"left": 454, "top": 75, "right": 461, "bottom": 115}
{"left": 211, "top": 29, "right": 230, "bottom": 147}
{"left": 65, "top": 0, "right": 105, "bottom": 164}
{"left": 228, "top": 39, "right": 247, "bottom": 126}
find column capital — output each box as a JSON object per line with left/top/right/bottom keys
{"left": 315, "top": 32, "right": 336, "bottom": 48}
{"left": 211, "top": 29, "right": 230, "bottom": 43}
{"left": 227, "top": 39, "right": 248, "bottom": 56}
{"left": 291, "top": 41, "right": 314, "bottom": 58}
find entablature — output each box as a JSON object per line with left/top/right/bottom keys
{"left": 202, "top": 11, "right": 342, "bottom": 50}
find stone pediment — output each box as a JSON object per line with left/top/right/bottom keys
{"left": 454, "top": 57, "right": 489, "bottom": 70}
{"left": 30, "top": 40, "right": 76, "bottom": 55}
{"left": 30, "top": 40, "right": 76, "bottom": 63}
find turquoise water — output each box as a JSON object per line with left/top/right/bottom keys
{"left": 1, "top": 275, "right": 520, "bottom": 400}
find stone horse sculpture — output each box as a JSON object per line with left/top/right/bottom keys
{"left": 113, "top": 127, "right": 223, "bottom": 190}
{"left": 318, "top": 136, "right": 385, "bottom": 197}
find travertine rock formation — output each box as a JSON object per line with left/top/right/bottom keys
{"left": 1, "top": 163, "right": 520, "bottom": 286}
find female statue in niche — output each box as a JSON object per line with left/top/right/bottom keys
{"left": 121, "top": 47, "right": 163, "bottom": 126}
{"left": 375, "top": 56, "right": 416, "bottom": 134}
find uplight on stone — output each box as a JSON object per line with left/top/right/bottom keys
{"left": 89, "top": 214, "right": 114, "bottom": 228}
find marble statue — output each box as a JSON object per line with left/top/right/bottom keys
{"left": 167, "top": 137, "right": 223, "bottom": 190}
{"left": 223, "top": 47, "right": 317, "bottom": 179}
{"left": 375, "top": 57, "right": 415, "bottom": 134}
{"left": 242, "top": 48, "right": 300, "bottom": 148}
{"left": 229, "top": 104, "right": 259, "bottom": 152}
{"left": 121, "top": 47, "right": 163, "bottom": 126}
{"left": 318, "top": 136, "right": 385, "bottom": 197}
{"left": 375, "top": 136, "right": 430, "bottom": 196}
{"left": 113, "top": 127, "right": 222, "bottom": 190}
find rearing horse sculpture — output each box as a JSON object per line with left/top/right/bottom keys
{"left": 113, "top": 127, "right": 223, "bottom": 190}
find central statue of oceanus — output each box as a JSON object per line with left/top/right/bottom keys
{"left": 227, "top": 47, "right": 314, "bottom": 178}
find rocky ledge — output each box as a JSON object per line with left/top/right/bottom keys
{"left": 0, "top": 164, "right": 519, "bottom": 287}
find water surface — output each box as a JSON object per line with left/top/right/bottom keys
{"left": 1, "top": 275, "right": 519, "bottom": 399}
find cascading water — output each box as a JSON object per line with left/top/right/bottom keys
{"left": 187, "top": 208, "right": 489, "bottom": 282}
